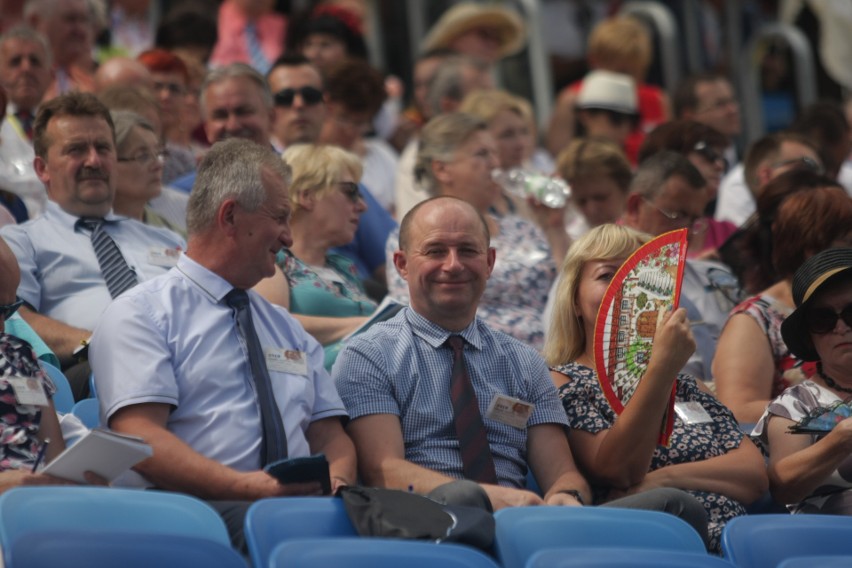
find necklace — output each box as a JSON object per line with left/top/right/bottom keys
{"left": 818, "top": 363, "right": 852, "bottom": 395}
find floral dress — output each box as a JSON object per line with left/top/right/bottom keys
{"left": 553, "top": 361, "right": 747, "bottom": 552}
{"left": 727, "top": 294, "right": 817, "bottom": 397}
{"left": 0, "top": 334, "right": 55, "bottom": 471}
{"left": 279, "top": 251, "right": 376, "bottom": 370}
{"left": 385, "top": 214, "right": 556, "bottom": 351}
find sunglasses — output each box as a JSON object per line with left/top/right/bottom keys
{"left": 273, "top": 86, "right": 323, "bottom": 107}
{"left": 805, "top": 303, "right": 852, "bottom": 334}
{"left": 338, "top": 181, "right": 363, "bottom": 203}
{"left": 692, "top": 141, "right": 727, "bottom": 168}
{"left": 771, "top": 156, "right": 824, "bottom": 175}
{"left": 0, "top": 298, "right": 23, "bottom": 319}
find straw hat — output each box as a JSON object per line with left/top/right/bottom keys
{"left": 781, "top": 247, "right": 852, "bottom": 362}
{"left": 576, "top": 70, "right": 638, "bottom": 115}
{"left": 421, "top": 3, "right": 526, "bottom": 59}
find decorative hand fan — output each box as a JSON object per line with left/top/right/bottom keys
{"left": 789, "top": 402, "right": 852, "bottom": 434}
{"left": 594, "top": 229, "right": 689, "bottom": 446}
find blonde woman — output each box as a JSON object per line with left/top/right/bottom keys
{"left": 255, "top": 144, "right": 375, "bottom": 369}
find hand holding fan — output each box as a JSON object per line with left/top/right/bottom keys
{"left": 593, "top": 229, "right": 689, "bottom": 445}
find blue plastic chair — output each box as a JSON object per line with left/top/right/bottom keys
{"left": 0, "top": 486, "right": 231, "bottom": 565}
{"left": 269, "top": 537, "right": 500, "bottom": 568}
{"left": 6, "top": 531, "right": 245, "bottom": 568}
{"left": 40, "top": 361, "right": 74, "bottom": 413}
{"left": 526, "top": 547, "right": 733, "bottom": 568}
{"left": 778, "top": 556, "right": 852, "bottom": 568}
{"left": 494, "top": 506, "right": 707, "bottom": 568}
{"left": 70, "top": 397, "right": 100, "bottom": 428}
{"left": 245, "top": 497, "right": 357, "bottom": 568}
{"left": 721, "top": 514, "right": 852, "bottom": 568}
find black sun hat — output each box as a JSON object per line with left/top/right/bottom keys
{"left": 781, "top": 247, "right": 852, "bottom": 361}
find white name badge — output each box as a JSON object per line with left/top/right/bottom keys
{"left": 265, "top": 348, "right": 308, "bottom": 376}
{"left": 147, "top": 247, "right": 181, "bottom": 268}
{"left": 6, "top": 374, "right": 49, "bottom": 407}
{"left": 674, "top": 401, "right": 713, "bottom": 425}
{"left": 486, "top": 394, "right": 534, "bottom": 429}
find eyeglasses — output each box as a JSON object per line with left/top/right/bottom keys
{"left": 0, "top": 298, "right": 23, "bottom": 319}
{"left": 153, "top": 81, "right": 186, "bottom": 96}
{"left": 273, "top": 86, "right": 323, "bottom": 107}
{"left": 337, "top": 181, "right": 363, "bottom": 203}
{"left": 692, "top": 141, "right": 727, "bottom": 168}
{"left": 118, "top": 149, "right": 168, "bottom": 167}
{"left": 805, "top": 303, "right": 852, "bottom": 334}
{"left": 642, "top": 197, "right": 700, "bottom": 228}
{"left": 770, "top": 156, "right": 824, "bottom": 175}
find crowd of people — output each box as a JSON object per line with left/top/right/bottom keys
{"left": 1, "top": 0, "right": 852, "bottom": 558}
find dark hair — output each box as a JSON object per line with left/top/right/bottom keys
{"left": 34, "top": 92, "right": 115, "bottom": 159}
{"left": 267, "top": 52, "right": 313, "bottom": 78}
{"left": 154, "top": 1, "right": 218, "bottom": 59}
{"left": 324, "top": 59, "right": 386, "bottom": 116}
{"left": 630, "top": 150, "right": 706, "bottom": 198}
{"left": 789, "top": 101, "right": 851, "bottom": 179}
{"left": 638, "top": 120, "right": 728, "bottom": 163}
{"left": 288, "top": 4, "right": 368, "bottom": 61}
{"left": 672, "top": 72, "right": 727, "bottom": 118}
{"left": 742, "top": 131, "right": 816, "bottom": 192}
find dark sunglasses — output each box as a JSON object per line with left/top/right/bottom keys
{"left": 692, "top": 141, "right": 727, "bottom": 167}
{"left": 0, "top": 298, "right": 23, "bottom": 319}
{"left": 338, "top": 181, "right": 363, "bottom": 203}
{"left": 273, "top": 86, "right": 323, "bottom": 107}
{"left": 805, "top": 303, "right": 852, "bottom": 334}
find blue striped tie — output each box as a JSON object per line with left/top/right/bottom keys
{"left": 245, "top": 22, "right": 270, "bottom": 74}
{"left": 77, "top": 218, "right": 138, "bottom": 299}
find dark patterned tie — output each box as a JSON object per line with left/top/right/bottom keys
{"left": 76, "top": 218, "right": 138, "bottom": 299}
{"left": 15, "top": 109, "right": 33, "bottom": 141}
{"left": 225, "top": 289, "right": 288, "bottom": 465}
{"left": 446, "top": 335, "right": 498, "bottom": 484}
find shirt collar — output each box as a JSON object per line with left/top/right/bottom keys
{"left": 175, "top": 254, "right": 235, "bottom": 303}
{"left": 45, "top": 200, "right": 126, "bottom": 230}
{"left": 404, "top": 307, "right": 483, "bottom": 351}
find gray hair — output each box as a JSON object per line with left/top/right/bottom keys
{"left": 0, "top": 25, "right": 52, "bottom": 67}
{"left": 109, "top": 110, "right": 155, "bottom": 152}
{"left": 200, "top": 63, "right": 272, "bottom": 114}
{"left": 187, "top": 139, "right": 291, "bottom": 235}
{"left": 425, "top": 55, "right": 489, "bottom": 118}
{"left": 630, "top": 150, "right": 705, "bottom": 199}
{"left": 414, "top": 112, "right": 487, "bottom": 195}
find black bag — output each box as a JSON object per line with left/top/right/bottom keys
{"left": 337, "top": 486, "right": 495, "bottom": 550}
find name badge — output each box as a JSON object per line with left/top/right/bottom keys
{"left": 147, "top": 246, "right": 181, "bottom": 268}
{"left": 674, "top": 401, "right": 713, "bottom": 425}
{"left": 265, "top": 348, "right": 308, "bottom": 376}
{"left": 6, "top": 373, "right": 49, "bottom": 407}
{"left": 486, "top": 394, "right": 534, "bottom": 429}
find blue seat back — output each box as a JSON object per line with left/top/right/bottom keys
{"left": 0, "top": 486, "right": 231, "bottom": 565}
{"left": 721, "top": 514, "right": 852, "bottom": 568}
{"left": 269, "top": 537, "right": 500, "bottom": 568}
{"left": 7, "top": 531, "right": 245, "bottom": 568}
{"left": 527, "top": 547, "right": 733, "bottom": 568}
{"left": 778, "top": 555, "right": 852, "bottom": 568}
{"left": 70, "top": 397, "right": 100, "bottom": 428}
{"left": 245, "top": 497, "right": 356, "bottom": 568}
{"left": 494, "top": 506, "right": 706, "bottom": 568}
{"left": 40, "top": 361, "right": 74, "bottom": 413}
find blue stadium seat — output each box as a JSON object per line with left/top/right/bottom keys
{"left": 526, "top": 547, "right": 732, "bottom": 568}
{"left": 70, "top": 397, "right": 100, "bottom": 428}
{"left": 778, "top": 556, "right": 852, "bottom": 568}
{"left": 269, "top": 537, "right": 500, "bottom": 568}
{"left": 721, "top": 514, "right": 852, "bottom": 568}
{"left": 245, "top": 497, "right": 357, "bottom": 568}
{"left": 0, "top": 486, "right": 231, "bottom": 566}
{"left": 6, "top": 531, "right": 245, "bottom": 568}
{"left": 40, "top": 361, "right": 74, "bottom": 413}
{"left": 494, "top": 506, "right": 706, "bottom": 568}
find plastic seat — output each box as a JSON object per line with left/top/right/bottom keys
{"left": 778, "top": 556, "right": 852, "bottom": 568}
{"left": 494, "top": 506, "right": 706, "bottom": 568}
{"left": 6, "top": 531, "right": 245, "bottom": 568}
{"left": 269, "top": 537, "right": 500, "bottom": 568}
{"left": 70, "top": 397, "right": 100, "bottom": 428}
{"left": 245, "top": 497, "right": 357, "bottom": 568}
{"left": 526, "top": 547, "right": 733, "bottom": 568}
{"left": 721, "top": 514, "right": 852, "bottom": 568}
{"left": 0, "top": 486, "right": 231, "bottom": 565}
{"left": 40, "top": 361, "right": 74, "bottom": 413}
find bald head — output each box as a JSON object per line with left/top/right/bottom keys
{"left": 95, "top": 57, "right": 154, "bottom": 93}
{"left": 399, "top": 196, "right": 490, "bottom": 252}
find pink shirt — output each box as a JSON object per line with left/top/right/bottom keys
{"left": 209, "top": 1, "right": 286, "bottom": 70}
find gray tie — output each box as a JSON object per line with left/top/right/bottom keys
{"left": 76, "top": 218, "right": 138, "bottom": 299}
{"left": 225, "top": 289, "right": 288, "bottom": 465}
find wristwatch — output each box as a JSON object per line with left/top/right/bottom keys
{"left": 556, "top": 489, "right": 585, "bottom": 505}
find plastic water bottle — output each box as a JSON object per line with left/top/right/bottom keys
{"left": 492, "top": 169, "right": 571, "bottom": 208}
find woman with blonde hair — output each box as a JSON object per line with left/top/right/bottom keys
{"left": 545, "top": 224, "right": 767, "bottom": 552}
{"left": 255, "top": 143, "right": 375, "bottom": 369}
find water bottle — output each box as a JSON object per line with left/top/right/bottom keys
{"left": 492, "top": 168, "right": 571, "bottom": 208}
